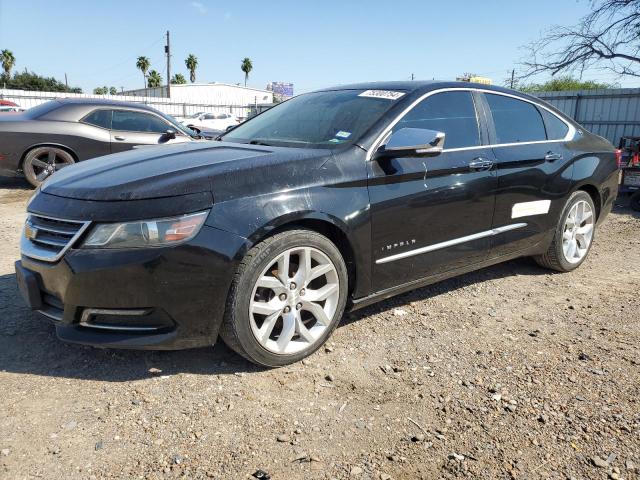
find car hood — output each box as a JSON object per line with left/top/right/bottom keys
{"left": 41, "top": 141, "right": 332, "bottom": 201}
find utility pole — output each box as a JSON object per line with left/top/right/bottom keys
{"left": 411, "top": 73, "right": 415, "bottom": 81}
{"left": 165, "top": 30, "right": 171, "bottom": 98}
{"left": 64, "top": 73, "right": 68, "bottom": 90}
{"left": 510, "top": 69, "right": 515, "bottom": 89}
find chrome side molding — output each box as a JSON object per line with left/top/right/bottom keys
{"left": 375, "top": 223, "right": 527, "bottom": 264}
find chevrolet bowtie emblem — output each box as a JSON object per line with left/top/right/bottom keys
{"left": 24, "top": 223, "right": 38, "bottom": 240}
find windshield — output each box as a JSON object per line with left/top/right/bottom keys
{"left": 221, "top": 89, "right": 403, "bottom": 148}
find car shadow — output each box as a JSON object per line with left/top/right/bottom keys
{"left": 613, "top": 199, "right": 640, "bottom": 218}
{"left": 0, "top": 176, "right": 32, "bottom": 190}
{"left": 0, "top": 256, "right": 551, "bottom": 382}
{"left": 342, "top": 256, "right": 550, "bottom": 326}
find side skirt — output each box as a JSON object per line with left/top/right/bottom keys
{"left": 348, "top": 244, "right": 543, "bottom": 312}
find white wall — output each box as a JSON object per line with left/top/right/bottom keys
{"left": 0, "top": 87, "right": 267, "bottom": 120}
{"left": 121, "top": 83, "right": 273, "bottom": 108}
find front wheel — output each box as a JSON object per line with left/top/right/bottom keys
{"left": 534, "top": 191, "right": 596, "bottom": 272}
{"left": 219, "top": 229, "right": 348, "bottom": 367}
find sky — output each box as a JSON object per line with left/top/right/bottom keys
{"left": 0, "top": 0, "right": 636, "bottom": 94}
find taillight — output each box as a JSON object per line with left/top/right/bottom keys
{"left": 615, "top": 149, "right": 623, "bottom": 168}
{"left": 634, "top": 153, "right": 640, "bottom": 167}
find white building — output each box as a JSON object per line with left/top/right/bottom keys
{"left": 121, "top": 82, "right": 273, "bottom": 106}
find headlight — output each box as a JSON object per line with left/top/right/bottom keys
{"left": 81, "top": 211, "right": 209, "bottom": 249}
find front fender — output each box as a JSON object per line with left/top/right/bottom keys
{"left": 205, "top": 183, "right": 371, "bottom": 298}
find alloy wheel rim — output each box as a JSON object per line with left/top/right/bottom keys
{"left": 562, "top": 200, "right": 594, "bottom": 264}
{"left": 30, "top": 149, "right": 74, "bottom": 183}
{"left": 249, "top": 246, "right": 340, "bottom": 355}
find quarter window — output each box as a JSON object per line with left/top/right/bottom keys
{"left": 392, "top": 91, "right": 480, "bottom": 149}
{"left": 539, "top": 108, "right": 569, "bottom": 140}
{"left": 112, "top": 110, "right": 170, "bottom": 133}
{"left": 83, "top": 109, "right": 112, "bottom": 129}
{"left": 485, "top": 93, "right": 546, "bottom": 143}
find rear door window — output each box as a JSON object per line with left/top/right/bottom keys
{"left": 393, "top": 91, "right": 480, "bottom": 149}
{"left": 485, "top": 93, "right": 546, "bottom": 144}
{"left": 112, "top": 110, "right": 170, "bottom": 133}
{"left": 82, "top": 109, "right": 112, "bottom": 129}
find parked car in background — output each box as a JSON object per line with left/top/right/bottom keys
{"left": 181, "top": 112, "right": 239, "bottom": 132}
{"left": 0, "top": 98, "right": 198, "bottom": 187}
{"left": 0, "top": 100, "right": 26, "bottom": 112}
{"left": 15, "top": 81, "right": 618, "bottom": 366}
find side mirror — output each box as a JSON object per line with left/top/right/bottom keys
{"left": 374, "top": 128, "right": 445, "bottom": 160}
{"left": 164, "top": 129, "right": 177, "bottom": 139}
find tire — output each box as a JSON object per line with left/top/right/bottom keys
{"left": 23, "top": 146, "right": 75, "bottom": 188}
{"left": 630, "top": 191, "right": 640, "bottom": 212}
{"left": 219, "top": 229, "right": 348, "bottom": 367}
{"left": 534, "top": 190, "right": 596, "bottom": 272}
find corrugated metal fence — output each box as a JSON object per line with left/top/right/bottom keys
{"left": 533, "top": 88, "right": 640, "bottom": 146}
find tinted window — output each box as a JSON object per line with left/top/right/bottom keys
{"left": 112, "top": 110, "right": 169, "bottom": 133}
{"left": 82, "top": 109, "right": 112, "bottom": 129}
{"left": 392, "top": 91, "right": 480, "bottom": 149}
{"left": 222, "top": 89, "right": 398, "bottom": 148}
{"left": 204, "top": 114, "right": 216, "bottom": 119}
{"left": 540, "top": 108, "right": 569, "bottom": 140}
{"left": 485, "top": 94, "right": 546, "bottom": 143}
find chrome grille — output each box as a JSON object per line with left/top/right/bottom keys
{"left": 21, "top": 214, "right": 91, "bottom": 262}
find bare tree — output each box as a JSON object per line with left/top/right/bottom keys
{"left": 520, "top": 0, "right": 640, "bottom": 79}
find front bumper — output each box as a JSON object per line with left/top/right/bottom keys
{"left": 17, "top": 225, "right": 248, "bottom": 350}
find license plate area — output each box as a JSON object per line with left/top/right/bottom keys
{"left": 623, "top": 172, "right": 640, "bottom": 186}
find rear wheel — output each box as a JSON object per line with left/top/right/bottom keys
{"left": 23, "top": 146, "right": 75, "bottom": 187}
{"left": 220, "top": 229, "right": 348, "bottom": 367}
{"left": 534, "top": 191, "right": 596, "bottom": 272}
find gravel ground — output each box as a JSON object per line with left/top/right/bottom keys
{"left": 0, "top": 178, "right": 638, "bottom": 480}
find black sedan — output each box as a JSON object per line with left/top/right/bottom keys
{"left": 15, "top": 81, "right": 618, "bottom": 366}
{"left": 0, "top": 98, "right": 197, "bottom": 186}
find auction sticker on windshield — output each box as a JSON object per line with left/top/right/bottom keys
{"left": 358, "top": 90, "right": 405, "bottom": 100}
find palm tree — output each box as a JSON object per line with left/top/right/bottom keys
{"left": 185, "top": 54, "right": 198, "bottom": 83}
{"left": 136, "top": 56, "right": 150, "bottom": 88}
{"left": 1, "top": 49, "right": 16, "bottom": 79}
{"left": 171, "top": 73, "right": 187, "bottom": 84}
{"left": 147, "top": 70, "right": 163, "bottom": 88}
{"left": 241, "top": 57, "right": 253, "bottom": 87}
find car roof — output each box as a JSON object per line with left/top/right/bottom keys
{"left": 50, "top": 97, "right": 159, "bottom": 110}
{"left": 315, "top": 80, "right": 536, "bottom": 98}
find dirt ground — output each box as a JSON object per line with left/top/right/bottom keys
{"left": 0, "top": 177, "right": 638, "bottom": 480}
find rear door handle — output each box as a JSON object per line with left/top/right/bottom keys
{"left": 114, "top": 135, "right": 126, "bottom": 141}
{"left": 468, "top": 158, "right": 493, "bottom": 171}
{"left": 545, "top": 151, "right": 563, "bottom": 162}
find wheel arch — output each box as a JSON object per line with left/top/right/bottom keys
{"left": 574, "top": 183, "right": 602, "bottom": 220}
{"left": 20, "top": 143, "right": 79, "bottom": 169}
{"left": 245, "top": 212, "right": 358, "bottom": 297}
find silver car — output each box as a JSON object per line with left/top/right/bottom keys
{"left": 0, "top": 98, "right": 197, "bottom": 186}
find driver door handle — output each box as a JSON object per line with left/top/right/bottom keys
{"left": 114, "top": 135, "right": 126, "bottom": 141}
{"left": 545, "top": 151, "right": 563, "bottom": 162}
{"left": 468, "top": 157, "right": 493, "bottom": 171}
